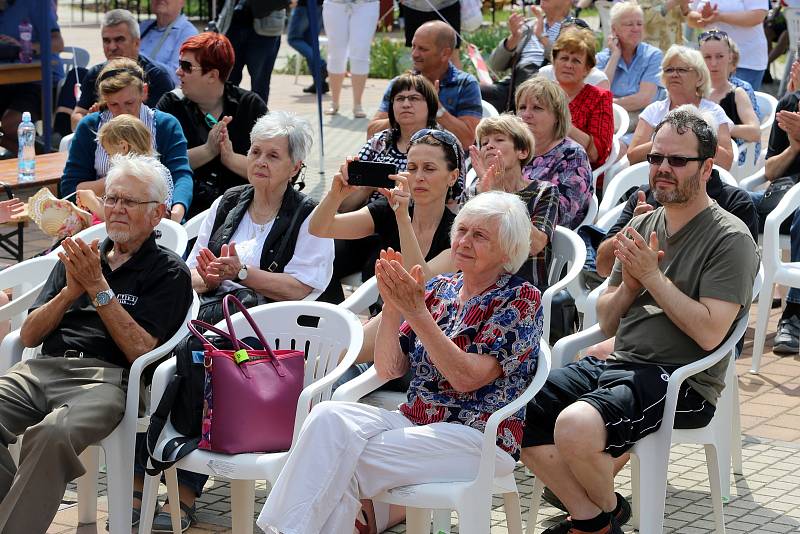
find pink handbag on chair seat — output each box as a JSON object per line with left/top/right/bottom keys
{"left": 188, "top": 295, "right": 305, "bottom": 454}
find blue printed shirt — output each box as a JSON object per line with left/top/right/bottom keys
{"left": 398, "top": 272, "right": 542, "bottom": 458}
{"left": 378, "top": 63, "right": 482, "bottom": 118}
{"left": 596, "top": 42, "right": 663, "bottom": 100}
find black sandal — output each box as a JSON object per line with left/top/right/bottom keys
{"left": 151, "top": 500, "right": 197, "bottom": 533}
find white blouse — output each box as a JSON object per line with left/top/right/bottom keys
{"left": 639, "top": 98, "right": 734, "bottom": 130}
{"left": 187, "top": 195, "right": 335, "bottom": 294}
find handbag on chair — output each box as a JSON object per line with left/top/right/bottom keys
{"left": 188, "top": 294, "right": 306, "bottom": 454}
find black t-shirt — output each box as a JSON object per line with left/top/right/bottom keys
{"left": 156, "top": 83, "right": 268, "bottom": 217}
{"left": 31, "top": 234, "right": 193, "bottom": 368}
{"left": 367, "top": 197, "right": 455, "bottom": 261}
{"left": 767, "top": 90, "right": 800, "bottom": 179}
{"left": 604, "top": 169, "right": 759, "bottom": 243}
{"left": 77, "top": 54, "right": 175, "bottom": 111}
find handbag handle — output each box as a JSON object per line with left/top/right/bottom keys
{"left": 222, "top": 294, "right": 277, "bottom": 359}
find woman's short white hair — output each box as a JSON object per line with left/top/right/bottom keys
{"left": 662, "top": 45, "right": 711, "bottom": 98}
{"left": 250, "top": 111, "right": 314, "bottom": 164}
{"left": 610, "top": 1, "right": 643, "bottom": 28}
{"left": 452, "top": 191, "right": 531, "bottom": 273}
{"left": 106, "top": 154, "right": 170, "bottom": 207}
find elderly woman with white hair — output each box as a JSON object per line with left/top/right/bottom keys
{"left": 626, "top": 45, "right": 734, "bottom": 170}
{"left": 257, "top": 191, "right": 543, "bottom": 534}
{"left": 134, "top": 111, "right": 335, "bottom": 532}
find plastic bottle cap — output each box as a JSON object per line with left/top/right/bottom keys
{"left": 22, "top": 112, "right": 31, "bottom": 123}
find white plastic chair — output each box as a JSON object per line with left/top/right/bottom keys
{"left": 528, "top": 282, "right": 760, "bottom": 534}
{"left": 739, "top": 168, "right": 792, "bottom": 251}
{"left": 481, "top": 99, "right": 500, "bottom": 118}
{"left": 339, "top": 275, "right": 379, "bottom": 316}
{"left": 754, "top": 91, "right": 777, "bottom": 137}
{"left": 0, "top": 256, "right": 59, "bottom": 346}
{"left": 597, "top": 161, "right": 650, "bottom": 220}
{"left": 592, "top": 138, "right": 620, "bottom": 194}
{"left": 541, "top": 227, "right": 586, "bottom": 346}
{"left": 577, "top": 193, "right": 599, "bottom": 229}
{"left": 0, "top": 293, "right": 199, "bottom": 534}
{"left": 333, "top": 343, "right": 552, "bottom": 534}
{"left": 48, "top": 219, "right": 189, "bottom": 258}
{"left": 59, "top": 133, "right": 74, "bottom": 153}
{"left": 139, "top": 301, "right": 364, "bottom": 534}
{"left": 183, "top": 208, "right": 211, "bottom": 241}
{"left": 750, "top": 181, "right": 800, "bottom": 374}
{"left": 612, "top": 103, "right": 630, "bottom": 141}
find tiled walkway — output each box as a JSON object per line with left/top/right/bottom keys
{"left": 27, "top": 12, "right": 800, "bottom": 534}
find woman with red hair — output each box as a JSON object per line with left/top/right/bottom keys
{"left": 156, "top": 32, "right": 268, "bottom": 218}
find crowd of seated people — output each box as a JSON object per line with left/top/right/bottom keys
{"left": 3, "top": 1, "right": 798, "bottom": 533}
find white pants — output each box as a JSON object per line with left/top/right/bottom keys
{"left": 322, "top": 0, "right": 380, "bottom": 74}
{"left": 256, "top": 401, "right": 516, "bottom": 534}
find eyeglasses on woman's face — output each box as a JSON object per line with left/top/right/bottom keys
{"left": 178, "top": 59, "right": 203, "bottom": 74}
{"left": 664, "top": 66, "right": 695, "bottom": 76}
{"left": 393, "top": 93, "right": 425, "bottom": 104}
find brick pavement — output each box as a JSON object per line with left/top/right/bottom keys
{"left": 25, "top": 12, "right": 800, "bottom": 534}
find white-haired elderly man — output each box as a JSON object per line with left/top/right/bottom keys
{"left": 521, "top": 106, "right": 759, "bottom": 534}
{"left": 0, "top": 154, "right": 192, "bottom": 533}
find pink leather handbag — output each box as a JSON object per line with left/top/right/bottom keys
{"left": 188, "top": 295, "right": 305, "bottom": 454}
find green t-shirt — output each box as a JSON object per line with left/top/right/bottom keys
{"left": 608, "top": 202, "right": 759, "bottom": 404}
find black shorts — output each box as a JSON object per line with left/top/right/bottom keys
{"left": 521, "top": 356, "right": 716, "bottom": 457}
{"left": 0, "top": 84, "right": 44, "bottom": 120}
{"left": 403, "top": 3, "right": 461, "bottom": 48}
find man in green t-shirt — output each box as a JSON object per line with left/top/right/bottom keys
{"left": 520, "top": 106, "right": 759, "bottom": 534}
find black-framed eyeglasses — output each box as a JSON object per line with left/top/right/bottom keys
{"left": 178, "top": 59, "right": 203, "bottom": 74}
{"left": 102, "top": 195, "right": 160, "bottom": 209}
{"left": 560, "top": 17, "right": 590, "bottom": 31}
{"left": 410, "top": 128, "right": 463, "bottom": 170}
{"left": 646, "top": 153, "right": 706, "bottom": 168}
{"left": 698, "top": 29, "right": 729, "bottom": 43}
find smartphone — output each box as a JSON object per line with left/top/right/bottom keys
{"left": 347, "top": 160, "right": 398, "bottom": 189}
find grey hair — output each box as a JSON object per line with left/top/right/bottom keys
{"left": 106, "top": 154, "right": 170, "bottom": 207}
{"left": 652, "top": 104, "right": 718, "bottom": 162}
{"left": 661, "top": 45, "right": 711, "bottom": 98}
{"left": 610, "top": 0, "right": 643, "bottom": 28}
{"left": 102, "top": 9, "right": 141, "bottom": 40}
{"left": 250, "top": 111, "right": 314, "bottom": 164}
{"left": 451, "top": 191, "right": 532, "bottom": 273}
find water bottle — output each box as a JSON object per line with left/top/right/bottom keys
{"left": 18, "top": 20, "right": 33, "bottom": 64}
{"left": 17, "top": 112, "right": 36, "bottom": 182}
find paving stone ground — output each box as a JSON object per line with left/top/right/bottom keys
{"left": 22, "top": 9, "right": 800, "bottom": 534}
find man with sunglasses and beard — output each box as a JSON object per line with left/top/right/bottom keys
{"left": 520, "top": 106, "right": 759, "bottom": 534}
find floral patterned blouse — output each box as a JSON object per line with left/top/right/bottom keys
{"left": 522, "top": 138, "right": 594, "bottom": 229}
{"left": 398, "top": 272, "right": 542, "bottom": 458}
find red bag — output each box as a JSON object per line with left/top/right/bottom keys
{"left": 188, "top": 295, "right": 305, "bottom": 454}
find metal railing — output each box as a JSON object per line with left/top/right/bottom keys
{"left": 58, "top": 0, "right": 217, "bottom": 25}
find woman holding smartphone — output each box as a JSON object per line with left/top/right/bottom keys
{"left": 310, "top": 129, "right": 463, "bottom": 302}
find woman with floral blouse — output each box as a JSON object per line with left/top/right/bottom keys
{"left": 515, "top": 77, "right": 594, "bottom": 229}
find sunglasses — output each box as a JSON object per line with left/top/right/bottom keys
{"left": 646, "top": 153, "right": 707, "bottom": 167}
{"left": 178, "top": 59, "right": 203, "bottom": 74}
{"left": 561, "top": 17, "right": 590, "bottom": 30}
{"left": 410, "top": 128, "right": 463, "bottom": 173}
{"left": 698, "top": 29, "right": 729, "bottom": 43}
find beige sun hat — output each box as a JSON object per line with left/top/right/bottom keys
{"left": 27, "top": 188, "right": 93, "bottom": 238}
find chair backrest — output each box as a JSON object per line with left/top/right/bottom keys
{"left": 612, "top": 103, "right": 630, "bottom": 140}
{"left": 733, "top": 141, "right": 763, "bottom": 181}
{"left": 481, "top": 100, "right": 499, "bottom": 118}
{"left": 340, "top": 276, "right": 379, "bottom": 316}
{"left": 577, "top": 193, "right": 599, "bottom": 229}
{"left": 48, "top": 219, "right": 189, "bottom": 257}
{"left": 728, "top": 138, "right": 739, "bottom": 172}
{"left": 597, "top": 161, "right": 650, "bottom": 219}
{"left": 754, "top": 91, "right": 777, "bottom": 136}
{"left": 592, "top": 137, "right": 620, "bottom": 189}
{"left": 541, "top": 227, "right": 587, "bottom": 345}
{"left": 59, "top": 133, "right": 74, "bottom": 153}
{"left": 217, "top": 301, "right": 364, "bottom": 404}
{"left": 183, "top": 208, "right": 210, "bottom": 241}
{"left": 59, "top": 46, "right": 91, "bottom": 72}
{"left": 714, "top": 165, "right": 737, "bottom": 187}
{"left": 763, "top": 181, "right": 800, "bottom": 271}
{"left": 0, "top": 256, "right": 60, "bottom": 330}
{"left": 595, "top": 202, "right": 625, "bottom": 232}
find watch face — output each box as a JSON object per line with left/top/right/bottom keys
{"left": 96, "top": 290, "right": 112, "bottom": 306}
{"left": 238, "top": 266, "right": 248, "bottom": 280}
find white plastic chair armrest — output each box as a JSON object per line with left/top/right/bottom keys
{"left": 739, "top": 169, "right": 767, "bottom": 192}
{"left": 340, "top": 277, "right": 379, "bottom": 314}
{"left": 475, "top": 344, "right": 551, "bottom": 487}
{"left": 331, "top": 364, "right": 391, "bottom": 402}
{"left": 551, "top": 324, "right": 609, "bottom": 369}
{"left": 0, "top": 330, "right": 24, "bottom": 372}
{"left": 0, "top": 282, "right": 47, "bottom": 322}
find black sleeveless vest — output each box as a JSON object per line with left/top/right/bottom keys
{"left": 207, "top": 185, "right": 316, "bottom": 274}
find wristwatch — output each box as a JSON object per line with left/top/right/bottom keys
{"left": 92, "top": 288, "right": 115, "bottom": 307}
{"left": 235, "top": 264, "right": 248, "bottom": 283}
{"left": 436, "top": 107, "right": 445, "bottom": 119}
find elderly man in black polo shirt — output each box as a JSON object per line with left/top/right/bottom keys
{"left": 0, "top": 154, "right": 192, "bottom": 534}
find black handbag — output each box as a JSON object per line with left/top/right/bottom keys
{"left": 549, "top": 289, "right": 579, "bottom": 344}
{"left": 198, "top": 286, "right": 268, "bottom": 325}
